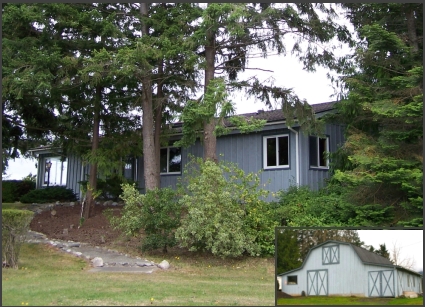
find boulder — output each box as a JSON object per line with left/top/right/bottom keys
{"left": 91, "top": 257, "right": 104, "bottom": 267}
{"left": 158, "top": 260, "right": 170, "bottom": 270}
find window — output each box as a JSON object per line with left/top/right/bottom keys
{"left": 287, "top": 275, "right": 298, "bottom": 285}
{"left": 323, "top": 245, "right": 339, "bottom": 264}
{"left": 263, "top": 135, "right": 289, "bottom": 169}
{"left": 160, "top": 147, "right": 181, "bottom": 174}
{"left": 43, "top": 156, "right": 67, "bottom": 186}
{"left": 309, "top": 136, "right": 329, "bottom": 168}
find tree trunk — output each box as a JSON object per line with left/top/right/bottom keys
{"left": 140, "top": 2, "right": 159, "bottom": 191}
{"left": 154, "top": 58, "right": 164, "bottom": 188}
{"left": 404, "top": 7, "right": 419, "bottom": 53}
{"left": 83, "top": 86, "right": 101, "bottom": 220}
{"left": 203, "top": 5, "right": 217, "bottom": 162}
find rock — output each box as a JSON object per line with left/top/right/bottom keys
{"left": 70, "top": 224, "right": 74, "bottom": 229}
{"left": 66, "top": 242, "right": 80, "bottom": 248}
{"left": 112, "top": 202, "right": 118, "bottom": 206}
{"left": 51, "top": 209, "right": 57, "bottom": 217}
{"left": 63, "top": 228, "right": 68, "bottom": 235}
{"left": 91, "top": 257, "right": 104, "bottom": 267}
{"left": 136, "top": 261, "right": 154, "bottom": 267}
{"left": 73, "top": 252, "right": 82, "bottom": 257}
{"left": 158, "top": 260, "right": 170, "bottom": 270}
{"left": 56, "top": 201, "right": 60, "bottom": 205}
{"left": 66, "top": 249, "right": 71, "bottom": 253}
{"left": 70, "top": 202, "right": 75, "bottom": 207}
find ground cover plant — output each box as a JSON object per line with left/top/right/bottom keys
{"left": 2, "top": 243, "right": 274, "bottom": 306}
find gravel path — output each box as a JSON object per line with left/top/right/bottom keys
{"left": 26, "top": 230, "right": 161, "bottom": 273}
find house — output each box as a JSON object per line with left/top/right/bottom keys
{"left": 29, "top": 101, "right": 345, "bottom": 200}
{"left": 277, "top": 240, "right": 423, "bottom": 297}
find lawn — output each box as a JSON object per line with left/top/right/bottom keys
{"left": 2, "top": 243, "right": 275, "bottom": 306}
{"left": 277, "top": 296, "right": 423, "bottom": 305}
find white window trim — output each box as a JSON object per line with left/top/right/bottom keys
{"left": 310, "top": 136, "right": 330, "bottom": 169}
{"left": 263, "top": 134, "right": 290, "bottom": 170}
{"left": 160, "top": 146, "right": 182, "bottom": 175}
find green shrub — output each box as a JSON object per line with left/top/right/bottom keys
{"left": 2, "top": 180, "right": 36, "bottom": 202}
{"left": 175, "top": 157, "right": 277, "bottom": 258}
{"left": 107, "top": 184, "right": 181, "bottom": 253}
{"left": 273, "top": 184, "right": 394, "bottom": 227}
{"left": 2, "top": 209, "right": 34, "bottom": 268}
{"left": 19, "top": 186, "right": 77, "bottom": 204}
{"left": 79, "top": 174, "right": 136, "bottom": 201}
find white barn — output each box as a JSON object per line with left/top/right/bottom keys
{"left": 277, "top": 240, "right": 423, "bottom": 297}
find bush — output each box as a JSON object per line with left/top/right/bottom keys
{"left": 19, "top": 186, "right": 77, "bottom": 204}
{"left": 79, "top": 174, "right": 136, "bottom": 201}
{"left": 175, "top": 157, "right": 277, "bottom": 258}
{"left": 273, "top": 184, "right": 394, "bottom": 227}
{"left": 2, "top": 180, "right": 36, "bottom": 202}
{"left": 108, "top": 184, "right": 181, "bottom": 253}
{"left": 2, "top": 209, "right": 34, "bottom": 268}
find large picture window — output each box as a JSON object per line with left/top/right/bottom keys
{"left": 263, "top": 135, "right": 289, "bottom": 169}
{"left": 160, "top": 147, "right": 181, "bottom": 174}
{"left": 309, "top": 136, "right": 329, "bottom": 168}
{"left": 43, "top": 156, "right": 67, "bottom": 186}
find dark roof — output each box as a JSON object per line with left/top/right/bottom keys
{"left": 170, "top": 101, "right": 338, "bottom": 133}
{"left": 237, "top": 101, "right": 337, "bottom": 123}
{"left": 351, "top": 244, "right": 393, "bottom": 266}
{"left": 278, "top": 240, "right": 422, "bottom": 277}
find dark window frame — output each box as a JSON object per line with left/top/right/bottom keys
{"left": 160, "top": 146, "right": 182, "bottom": 175}
{"left": 309, "top": 135, "right": 330, "bottom": 169}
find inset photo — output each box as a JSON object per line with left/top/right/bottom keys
{"left": 275, "top": 228, "right": 423, "bottom": 305}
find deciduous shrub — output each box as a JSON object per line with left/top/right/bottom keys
{"left": 273, "top": 184, "right": 394, "bottom": 226}
{"left": 19, "top": 186, "right": 77, "bottom": 203}
{"left": 107, "top": 184, "right": 181, "bottom": 253}
{"left": 2, "top": 209, "right": 34, "bottom": 268}
{"left": 2, "top": 180, "right": 36, "bottom": 202}
{"left": 175, "top": 157, "right": 277, "bottom": 258}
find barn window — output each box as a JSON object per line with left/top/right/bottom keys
{"left": 287, "top": 275, "right": 298, "bottom": 285}
{"left": 323, "top": 245, "right": 339, "bottom": 264}
{"left": 263, "top": 134, "right": 289, "bottom": 169}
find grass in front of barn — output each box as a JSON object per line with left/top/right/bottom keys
{"left": 277, "top": 296, "right": 423, "bottom": 305}
{"left": 2, "top": 243, "right": 275, "bottom": 306}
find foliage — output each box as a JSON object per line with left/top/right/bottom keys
{"left": 2, "top": 209, "right": 34, "bottom": 268}
{"left": 2, "top": 180, "right": 36, "bottom": 203}
{"left": 108, "top": 184, "right": 181, "bottom": 253}
{"left": 19, "top": 186, "right": 77, "bottom": 204}
{"left": 175, "top": 156, "right": 277, "bottom": 258}
{"left": 79, "top": 174, "right": 136, "bottom": 201}
{"left": 366, "top": 243, "right": 392, "bottom": 261}
{"left": 274, "top": 184, "right": 397, "bottom": 227}
{"left": 276, "top": 229, "right": 302, "bottom": 274}
{"left": 327, "top": 3, "right": 423, "bottom": 227}
{"left": 22, "top": 173, "right": 36, "bottom": 183}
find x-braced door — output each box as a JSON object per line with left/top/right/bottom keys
{"left": 368, "top": 270, "right": 395, "bottom": 297}
{"left": 307, "top": 270, "right": 328, "bottom": 296}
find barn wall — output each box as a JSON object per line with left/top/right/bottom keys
{"left": 395, "top": 270, "right": 423, "bottom": 296}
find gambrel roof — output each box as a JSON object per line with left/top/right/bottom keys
{"left": 278, "top": 240, "right": 422, "bottom": 277}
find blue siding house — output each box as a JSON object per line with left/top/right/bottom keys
{"left": 29, "top": 101, "right": 344, "bottom": 200}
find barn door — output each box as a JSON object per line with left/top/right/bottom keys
{"left": 307, "top": 270, "right": 328, "bottom": 296}
{"left": 368, "top": 270, "right": 395, "bottom": 297}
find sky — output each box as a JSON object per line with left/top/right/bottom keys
{"left": 357, "top": 229, "right": 423, "bottom": 272}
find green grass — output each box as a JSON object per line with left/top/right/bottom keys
{"left": 1, "top": 202, "right": 31, "bottom": 210}
{"left": 277, "top": 296, "right": 423, "bottom": 305}
{"left": 2, "top": 243, "right": 275, "bottom": 306}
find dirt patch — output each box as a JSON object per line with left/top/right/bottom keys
{"left": 30, "top": 204, "right": 127, "bottom": 247}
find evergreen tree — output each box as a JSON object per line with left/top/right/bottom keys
{"left": 328, "top": 3, "right": 423, "bottom": 227}
{"left": 276, "top": 229, "right": 302, "bottom": 274}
